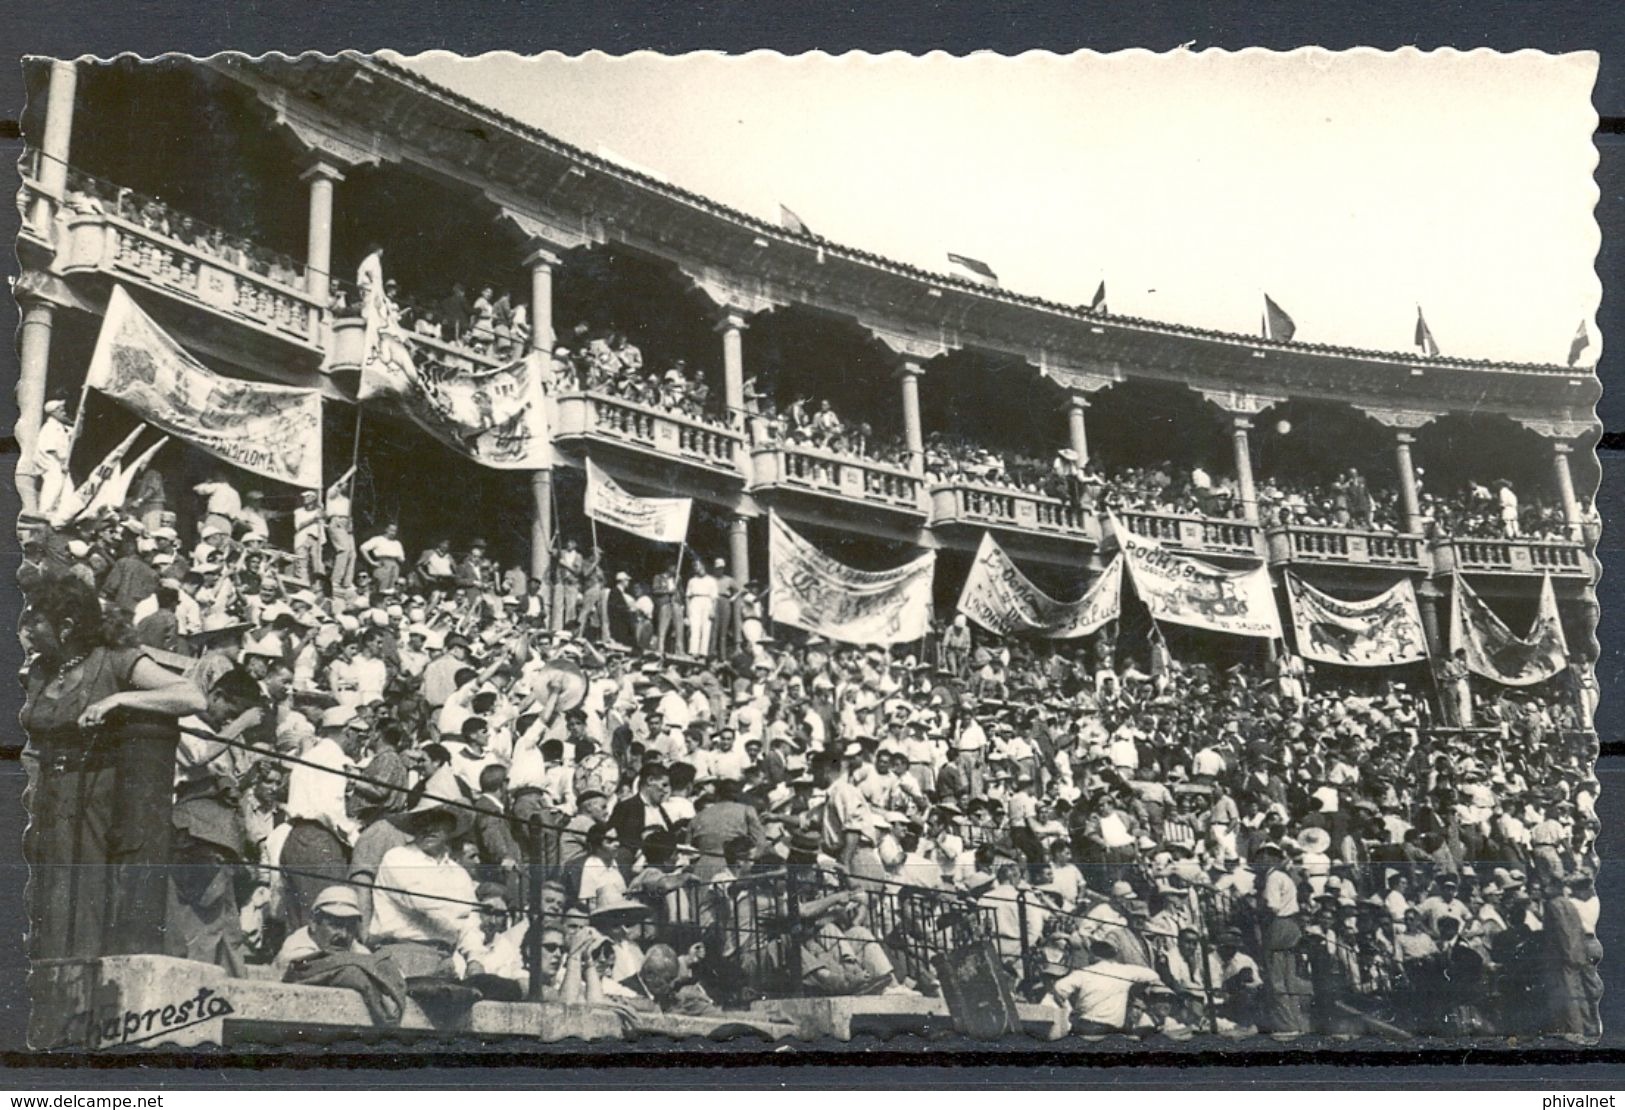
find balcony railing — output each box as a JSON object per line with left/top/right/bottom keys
{"left": 1113, "top": 509, "right": 1262, "bottom": 559}
{"left": 55, "top": 210, "right": 321, "bottom": 346}
{"left": 750, "top": 443, "right": 926, "bottom": 516}
{"left": 1266, "top": 525, "right": 1429, "bottom": 572}
{"left": 929, "top": 480, "right": 1098, "bottom": 543}
{"left": 553, "top": 391, "right": 744, "bottom": 475}
{"left": 1443, "top": 536, "right": 1591, "bottom": 577}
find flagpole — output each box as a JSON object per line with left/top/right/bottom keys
{"left": 348, "top": 405, "right": 365, "bottom": 486}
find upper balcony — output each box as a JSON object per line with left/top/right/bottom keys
{"left": 1266, "top": 525, "right": 1430, "bottom": 574}
{"left": 749, "top": 442, "right": 928, "bottom": 522}
{"left": 553, "top": 390, "right": 746, "bottom": 484}
{"left": 36, "top": 165, "right": 324, "bottom": 355}
{"left": 1109, "top": 508, "right": 1264, "bottom": 562}
{"left": 928, "top": 480, "right": 1099, "bottom": 547}
{"left": 1431, "top": 535, "right": 1593, "bottom": 579}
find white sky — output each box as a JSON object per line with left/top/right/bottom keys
{"left": 393, "top": 48, "right": 1601, "bottom": 367}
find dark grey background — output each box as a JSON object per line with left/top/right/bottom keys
{"left": 0, "top": 0, "right": 1621, "bottom": 1088}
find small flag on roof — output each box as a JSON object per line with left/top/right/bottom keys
{"left": 947, "top": 252, "right": 999, "bottom": 287}
{"left": 1088, "top": 280, "right": 1108, "bottom": 315}
{"left": 779, "top": 204, "right": 811, "bottom": 236}
{"left": 1568, "top": 319, "right": 1591, "bottom": 367}
{"left": 1262, "top": 295, "right": 1296, "bottom": 342}
{"left": 1414, "top": 306, "right": 1440, "bottom": 357}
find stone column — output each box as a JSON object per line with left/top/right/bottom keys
{"left": 716, "top": 311, "right": 748, "bottom": 426}
{"left": 1394, "top": 431, "right": 1423, "bottom": 533}
{"left": 897, "top": 360, "right": 926, "bottom": 473}
{"left": 300, "top": 161, "right": 343, "bottom": 328}
{"left": 1231, "top": 416, "right": 1258, "bottom": 521}
{"left": 15, "top": 297, "right": 57, "bottom": 513}
{"left": 1552, "top": 442, "right": 1582, "bottom": 540}
{"left": 728, "top": 516, "right": 750, "bottom": 584}
{"left": 1067, "top": 396, "right": 1090, "bottom": 464}
{"left": 30, "top": 59, "right": 76, "bottom": 230}
{"left": 526, "top": 246, "right": 560, "bottom": 580}
{"left": 530, "top": 470, "right": 554, "bottom": 580}
{"left": 525, "top": 246, "right": 559, "bottom": 352}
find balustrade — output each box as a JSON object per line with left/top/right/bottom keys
{"left": 1114, "top": 509, "right": 1262, "bottom": 558}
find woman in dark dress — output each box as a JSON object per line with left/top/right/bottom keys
{"left": 22, "top": 575, "right": 206, "bottom": 960}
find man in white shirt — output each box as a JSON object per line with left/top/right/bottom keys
{"left": 370, "top": 804, "right": 486, "bottom": 980}
{"left": 194, "top": 477, "right": 243, "bottom": 537}
{"left": 280, "top": 706, "right": 367, "bottom": 930}
{"left": 457, "top": 884, "right": 528, "bottom": 993}
{"left": 356, "top": 524, "right": 404, "bottom": 593}
{"left": 1051, "top": 936, "right": 1164, "bottom": 1033}
{"left": 685, "top": 561, "right": 718, "bottom": 657}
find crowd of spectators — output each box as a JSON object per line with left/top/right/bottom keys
{"left": 19, "top": 457, "right": 1601, "bottom": 1040}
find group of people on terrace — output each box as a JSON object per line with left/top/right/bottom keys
{"left": 20, "top": 446, "right": 1601, "bottom": 1039}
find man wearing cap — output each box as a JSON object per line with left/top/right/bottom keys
{"left": 293, "top": 489, "right": 326, "bottom": 587}
{"left": 1417, "top": 875, "right": 1469, "bottom": 938}
{"left": 1253, "top": 843, "right": 1312, "bottom": 1033}
{"left": 325, "top": 467, "right": 358, "bottom": 595}
{"left": 275, "top": 885, "right": 371, "bottom": 974}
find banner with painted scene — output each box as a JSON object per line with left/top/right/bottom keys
{"left": 359, "top": 330, "right": 553, "bottom": 470}
{"left": 1285, "top": 573, "right": 1428, "bottom": 667}
{"left": 1110, "top": 514, "right": 1283, "bottom": 639}
{"left": 768, "top": 513, "right": 935, "bottom": 645}
{"left": 956, "top": 532, "right": 1121, "bottom": 638}
{"left": 1450, "top": 572, "right": 1569, "bottom": 686}
{"left": 83, "top": 286, "right": 322, "bottom": 487}
{"left": 584, "top": 457, "right": 692, "bottom": 544}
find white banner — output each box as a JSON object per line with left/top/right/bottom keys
{"left": 768, "top": 513, "right": 935, "bottom": 645}
{"left": 85, "top": 286, "right": 322, "bottom": 487}
{"left": 956, "top": 532, "right": 1121, "bottom": 638}
{"left": 1111, "top": 515, "right": 1282, "bottom": 639}
{"left": 1451, "top": 572, "right": 1569, "bottom": 687}
{"left": 584, "top": 457, "right": 691, "bottom": 544}
{"left": 50, "top": 426, "right": 143, "bottom": 525}
{"left": 1285, "top": 574, "right": 1428, "bottom": 667}
{"left": 359, "top": 331, "right": 553, "bottom": 470}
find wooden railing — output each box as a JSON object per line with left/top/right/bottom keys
{"left": 751, "top": 443, "right": 926, "bottom": 514}
{"left": 1267, "top": 525, "right": 1428, "bottom": 571}
{"left": 929, "top": 481, "right": 1096, "bottom": 541}
{"left": 1114, "top": 509, "right": 1262, "bottom": 558}
{"left": 553, "top": 391, "right": 744, "bottom": 473}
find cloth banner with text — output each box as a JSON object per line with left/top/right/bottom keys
{"left": 359, "top": 334, "right": 553, "bottom": 469}
{"left": 1285, "top": 573, "right": 1428, "bottom": 667}
{"left": 956, "top": 532, "right": 1121, "bottom": 638}
{"left": 584, "top": 458, "right": 692, "bottom": 544}
{"left": 1111, "top": 514, "right": 1283, "bottom": 639}
{"left": 768, "top": 513, "right": 935, "bottom": 645}
{"left": 1450, "top": 572, "right": 1569, "bottom": 686}
{"left": 83, "top": 286, "right": 322, "bottom": 487}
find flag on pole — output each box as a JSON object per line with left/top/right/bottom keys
{"left": 584, "top": 457, "right": 692, "bottom": 543}
{"left": 1414, "top": 306, "right": 1439, "bottom": 357}
{"left": 779, "top": 204, "right": 811, "bottom": 236}
{"left": 1088, "top": 280, "right": 1108, "bottom": 315}
{"left": 49, "top": 426, "right": 144, "bottom": 525}
{"left": 947, "top": 253, "right": 1000, "bottom": 287}
{"left": 1568, "top": 320, "right": 1591, "bottom": 366}
{"left": 1262, "top": 295, "right": 1296, "bottom": 342}
{"left": 80, "top": 435, "right": 170, "bottom": 521}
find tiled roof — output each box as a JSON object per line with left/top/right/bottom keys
{"left": 358, "top": 52, "right": 1583, "bottom": 378}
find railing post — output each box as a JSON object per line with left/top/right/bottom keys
{"left": 527, "top": 815, "right": 547, "bottom": 1003}
{"left": 786, "top": 869, "right": 803, "bottom": 989}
